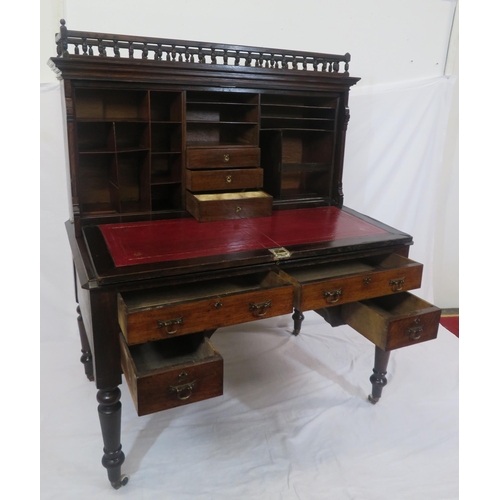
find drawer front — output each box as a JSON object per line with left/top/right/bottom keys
{"left": 286, "top": 255, "right": 423, "bottom": 311}
{"left": 118, "top": 275, "right": 294, "bottom": 345}
{"left": 187, "top": 147, "right": 260, "bottom": 169}
{"left": 342, "top": 293, "right": 441, "bottom": 351}
{"left": 186, "top": 168, "right": 263, "bottom": 192}
{"left": 120, "top": 335, "right": 223, "bottom": 416}
{"left": 186, "top": 191, "right": 272, "bottom": 222}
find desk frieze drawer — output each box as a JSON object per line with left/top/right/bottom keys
{"left": 282, "top": 253, "right": 423, "bottom": 311}
{"left": 119, "top": 333, "right": 223, "bottom": 416}
{"left": 118, "top": 272, "right": 294, "bottom": 345}
{"left": 341, "top": 292, "right": 441, "bottom": 351}
{"left": 186, "top": 167, "right": 264, "bottom": 192}
{"left": 187, "top": 147, "right": 260, "bottom": 169}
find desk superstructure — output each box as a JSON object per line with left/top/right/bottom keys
{"left": 50, "top": 20, "right": 440, "bottom": 489}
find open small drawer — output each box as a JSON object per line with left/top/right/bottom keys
{"left": 341, "top": 292, "right": 441, "bottom": 351}
{"left": 120, "top": 333, "right": 223, "bottom": 416}
{"left": 281, "top": 253, "right": 423, "bottom": 311}
{"left": 185, "top": 190, "right": 272, "bottom": 222}
{"left": 118, "top": 272, "right": 294, "bottom": 345}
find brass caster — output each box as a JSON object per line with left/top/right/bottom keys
{"left": 111, "top": 474, "right": 129, "bottom": 489}
{"left": 368, "top": 394, "right": 379, "bottom": 405}
{"left": 292, "top": 329, "right": 300, "bottom": 336}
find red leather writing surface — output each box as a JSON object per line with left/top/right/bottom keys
{"left": 99, "top": 207, "right": 388, "bottom": 267}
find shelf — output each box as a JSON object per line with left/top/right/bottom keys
{"left": 186, "top": 140, "right": 255, "bottom": 148}
{"left": 261, "top": 128, "right": 335, "bottom": 132}
{"left": 74, "top": 89, "right": 149, "bottom": 121}
{"left": 261, "top": 103, "right": 336, "bottom": 110}
{"left": 79, "top": 149, "right": 116, "bottom": 155}
{"left": 150, "top": 121, "right": 183, "bottom": 124}
{"left": 151, "top": 178, "right": 182, "bottom": 186}
{"left": 282, "top": 163, "right": 330, "bottom": 172}
{"left": 260, "top": 94, "right": 337, "bottom": 108}
{"left": 75, "top": 118, "right": 149, "bottom": 123}
{"left": 80, "top": 203, "right": 117, "bottom": 215}
{"left": 186, "top": 123, "right": 258, "bottom": 147}
{"left": 151, "top": 153, "right": 181, "bottom": 185}
{"left": 186, "top": 121, "right": 258, "bottom": 125}
{"left": 261, "top": 118, "right": 335, "bottom": 131}
{"left": 150, "top": 91, "right": 183, "bottom": 122}
{"left": 151, "top": 183, "right": 182, "bottom": 211}
{"left": 186, "top": 91, "right": 259, "bottom": 105}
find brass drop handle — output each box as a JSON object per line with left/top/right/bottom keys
{"left": 235, "top": 206, "right": 242, "bottom": 213}
{"left": 169, "top": 372, "right": 196, "bottom": 400}
{"left": 323, "top": 288, "right": 342, "bottom": 304}
{"left": 157, "top": 317, "right": 184, "bottom": 335}
{"left": 249, "top": 300, "right": 272, "bottom": 317}
{"left": 223, "top": 154, "right": 230, "bottom": 162}
{"left": 389, "top": 278, "right": 405, "bottom": 292}
{"left": 407, "top": 326, "right": 423, "bottom": 340}
{"left": 363, "top": 276, "right": 372, "bottom": 284}
{"left": 226, "top": 175, "right": 232, "bottom": 183}
{"left": 213, "top": 301, "right": 223, "bottom": 309}
{"left": 407, "top": 318, "right": 423, "bottom": 340}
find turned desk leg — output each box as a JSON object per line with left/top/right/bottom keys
{"left": 97, "top": 387, "right": 128, "bottom": 489}
{"left": 76, "top": 306, "right": 94, "bottom": 381}
{"left": 292, "top": 308, "right": 304, "bottom": 336}
{"left": 368, "top": 346, "right": 390, "bottom": 404}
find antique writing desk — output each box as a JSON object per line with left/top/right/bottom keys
{"left": 50, "top": 21, "right": 441, "bottom": 489}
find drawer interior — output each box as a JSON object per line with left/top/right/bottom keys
{"left": 125, "top": 333, "right": 216, "bottom": 375}
{"left": 356, "top": 293, "right": 435, "bottom": 318}
{"left": 120, "top": 332, "right": 224, "bottom": 415}
{"left": 283, "top": 253, "right": 419, "bottom": 283}
{"left": 190, "top": 191, "right": 271, "bottom": 202}
{"left": 342, "top": 292, "right": 441, "bottom": 351}
{"left": 119, "top": 271, "right": 291, "bottom": 312}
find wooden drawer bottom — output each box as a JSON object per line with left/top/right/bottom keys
{"left": 120, "top": 333, "right": 223, "bottom": 416}
{"left": 341, "top": 292, "right": 441, "bottom": 351}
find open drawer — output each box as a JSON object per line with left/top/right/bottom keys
{"left": 280, "top": 253, "right": 423, "bottom": 311}
{"left": 118, "top": 272, "right": 294, "bottom": 345}
{"left": 341, "top": 292, "right": 441, "bottom": 351}
{"left": 185, "top": 190, "right": 273, "bottom": 222}
{"left": 120, "top": 333, "right": 223, "bottom": 416}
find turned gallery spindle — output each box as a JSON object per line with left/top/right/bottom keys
{"left": 54, "top": 19, "right": 351, "bottom": 75}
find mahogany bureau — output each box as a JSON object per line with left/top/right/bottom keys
{"left": 49, "top": 20, "right": 441, "bottom": 489}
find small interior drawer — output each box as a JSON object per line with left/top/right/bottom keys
{"left": 186, "top": 190, "right": 272, "bottom": 222}
{"left": 341, "top": 292, "right": 441, "bottom": 351}
{"left": 120, "top": 333, "right": 223, "bottom": 416}
{"left": 187, "top": 147, "right": 260, "bottom": 169}
{"left": 186, "top": 167, "right": 263, "bottom": 192}
{"left": 118, "top": 271, "right": 294, "bottom": 345}
{"left": 280, "top": 253, "right": 423, "bottom": 311}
